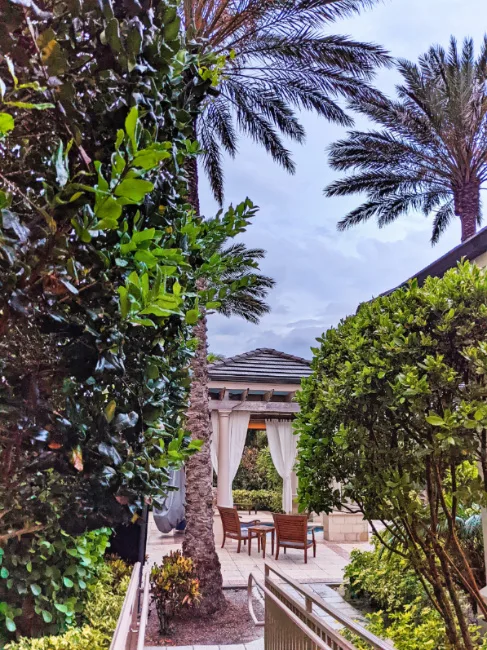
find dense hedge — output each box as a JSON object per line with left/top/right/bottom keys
{"left": 232, "top": 489, "right": 282, "bottom": 513}
{"left": 0, "top": 0, "right": 260, "bottom": 641}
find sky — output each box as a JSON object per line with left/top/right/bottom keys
{"left": 200, "top": 0, "right": 487, "bottom": 360}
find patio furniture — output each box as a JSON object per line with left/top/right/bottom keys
{"left": 218, "top": 506, "right": 260, "bottom": 554}
{"left": 247, "top": 525, "right": 275, "bottom": 559}
{"left": 272, "top": 513, "right": 317, "bottom": 564}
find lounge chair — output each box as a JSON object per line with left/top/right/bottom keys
{"left": 272, "top": 513, "right": 316, "bottom": 564}
{"left": 218, "top": 506, "right": 260, "bottom": 554}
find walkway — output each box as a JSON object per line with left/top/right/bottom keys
{"left": 147, "top": 511, "right": 372, "bottom": 587}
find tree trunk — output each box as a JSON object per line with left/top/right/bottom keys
{"left": 182, "top": 310, "right": 226, "bottom": 615}
{"left": 182, "top": 141, "right": 225, "bottom": 614}
{"left": 454, "top": 180, "right": 480, "bottom": 242}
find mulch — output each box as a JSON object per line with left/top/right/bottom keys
{"left": 145, "top": 588, "right": 264, "bottom": 646}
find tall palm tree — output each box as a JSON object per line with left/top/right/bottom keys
{"left": 182, "top": 0, "right": 390, "bottom": 204}
{"left": 181, "top": 0, "right": 388, "bottom": 615}
{"left": 182, "top": 242, "right": 274, "bottom": 615}
{"left": 325, "top": 36, "right": 487, "bottom": 244}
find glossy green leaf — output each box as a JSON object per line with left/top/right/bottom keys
{"left": 125, "top": 106, "right": 138, "bottom": 153}
{"left": 42, "top": 610, "right": 53, "bottom": 623}
{"left": 185, "top": 309, "right": 199, "bottom": 325}
{"left": 115, "top": 179, "right": 154, "bottom": 203}
{"left": 0, "top": 113, "right": 14, "bottom": 136}
{"left": 5, "top": 617, "right": 16, "bottom": 632}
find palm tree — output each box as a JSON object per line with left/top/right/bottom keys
{"left": 182, "top": 242, "right": 274, "bottom": 615}
{"left": 181, "top": 0, "right": 388, "bottom": 615}
{"left": 182, "top": 0, "right": 390, "bottom": 204}
{"left": 325, "top": 36, "right": 487, "bottom": 244}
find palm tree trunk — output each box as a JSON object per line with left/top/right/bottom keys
{"left": 455, "top": 180, "right": 480, "bottom": 242}
{"left": 182, "top": 307, "right": 225, "bottom": 615}
{"left": 182, "top": 145, "right": 226, "bottom": 615}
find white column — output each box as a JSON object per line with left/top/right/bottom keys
{"left": 216, "top": 410, "right": 231, "bottom": 506}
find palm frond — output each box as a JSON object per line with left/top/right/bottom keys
{"left": 328, "top": 36, "right": 487, "bottom": 242}
{"left": 214, "top": 242, "right": 276, "bottom": 323}
{"left": 183, "top": 0, "right": 390, "bottom": 202}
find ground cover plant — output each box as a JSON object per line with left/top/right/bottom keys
{"left": 296, "top": 262, "right": 487, "bottom": 649}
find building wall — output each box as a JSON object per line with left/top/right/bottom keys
{"left": 474, "top": 252, "right": 487, "bottom": 268}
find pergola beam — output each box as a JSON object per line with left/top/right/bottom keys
{"left": 209, "top": 399, "right": 299, "bottom": 413}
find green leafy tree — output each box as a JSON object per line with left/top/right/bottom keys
{"left": 326, "top": 36, "right": 487, "bottom": 243}
{"left": 296, "top": 262, "right": 487, "bottom": 650}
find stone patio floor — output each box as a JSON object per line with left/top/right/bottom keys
{"left": 147, "top": 511, "right": 372, "bottom": 587}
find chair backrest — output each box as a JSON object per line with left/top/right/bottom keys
{"left": 218, "top": 506, "right": 241, "bottom": 535}
{"left": 272, "top": 513, "right": 308, "bottom": 543}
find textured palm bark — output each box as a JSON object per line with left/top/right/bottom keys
{"left": 455, "top": 180, "right": 480, "bottom": 242}
{"left": 182, "top": 311, "right": 225, "bottom": 615}
{"left": 182, "top": 140, "right": 225, "bottom": 614}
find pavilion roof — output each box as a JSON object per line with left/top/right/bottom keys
{"left": 208, "top": 348, "right": 311, "bottom": 384}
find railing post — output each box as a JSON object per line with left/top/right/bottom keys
{"left": 305, "top": 595, "right": 312, "bottom": 614}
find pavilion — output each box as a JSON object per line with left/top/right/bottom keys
{"left": 208, "top": 348, "right": 311, "bottom": 513}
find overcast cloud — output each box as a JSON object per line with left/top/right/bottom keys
{"left": 199, "top": 0, "right": 487, "bottom": 360}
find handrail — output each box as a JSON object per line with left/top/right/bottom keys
{"left": 250, "top": 573, "right": 334, "bottom": 650}
{"left": 136, "top": 566, "right": 151, "bottom": 650}
{"left": 110, "top": 562, "right": 141, "bottom": 650}
{"left": 264, "top": 564, "right": 394, "bottom": 650}
{"left": 247, "top": 573, "right": 265, "bottom": 627}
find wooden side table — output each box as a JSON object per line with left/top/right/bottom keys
{"left": 247, "top": 525, "right": 275, "bottom": 558}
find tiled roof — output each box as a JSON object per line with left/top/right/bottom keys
{"left": 208, "top": 348, "right": 311, "bottom": 384}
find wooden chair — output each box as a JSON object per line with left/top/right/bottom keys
{"left": 272, "top": 513, "right": 316, "bottom": 564}
{"left": 218, "top": 506, "right": 260, "bottom": 554}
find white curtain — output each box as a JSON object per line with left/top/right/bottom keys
{"left": 210, "top": 410, "right": 219, "bottom": 475}
{"left": 210, "top": 410, "right": 250, "bottom": 506}
{"left": 265, "top": 419, "right": 298, "bottom": 513}
{"left": 228, "top": 412, "right": 251, "bottom": 506}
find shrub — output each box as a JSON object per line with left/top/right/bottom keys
{"left": 297, "top": 262, "right": 487, "bottom": 648}
{"left": 344, "top": 541, "right": 425, "bottom": 612}
{"left": 342, "top": 540, "right": 484, "bottom": 650}
{"left": 232, "top": 489, "right": 282, "bottom": 513}
{"left": 150, "top": 551, "right": 199, "bottom": 634}
{"left": 5, "top": 558, "right": 130, "bottom": 650}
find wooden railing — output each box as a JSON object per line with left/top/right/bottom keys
{"left": 248, "top": 564, "right": 394, "bottom": 650}
{"left": 110, "top": 562, "right": 151, "bottom": 650}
